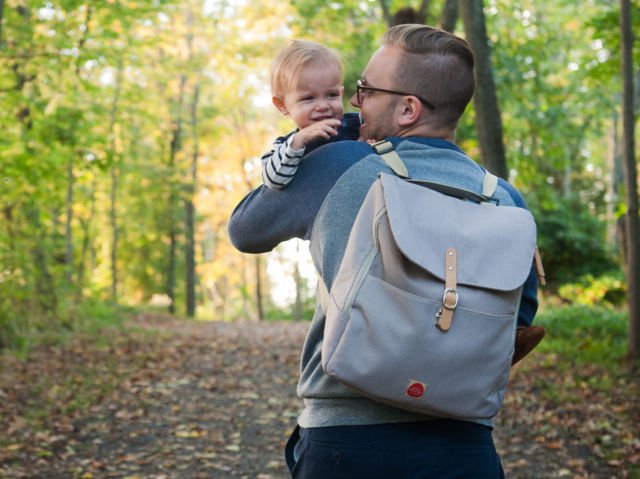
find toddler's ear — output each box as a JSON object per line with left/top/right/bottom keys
{"left": 272, "top": 96, "right": 288, "bottom": 115}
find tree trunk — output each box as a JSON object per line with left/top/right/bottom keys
{"left": 255, "top": 255, "right": 264, "bottom": 321}
{"left": 25, "top": 205, "right": 57, "bottom": 315}
{"left": 108, "top": 58, "right": 124, "bottom": 303}
{"left": 460, "top": 0, "right": 509, "bottom": 180}
{"left": 0, "top": 0, "right": 5, "bottom": 48}
{"left": 620, "top": 0, "right": 639, "bottom": 360}
{"left": 75, "top": 174, "right": 96, "bottom": 303}
{"left": 110, "top": 166, "right": 118, "bottom": 301}
{"left": 166, "top": 75, "right": 187, "bottom": 315}
{"left": 65, "top": 5, "right": 91, "bottom": 293}
{"left": 185, "top": 83, "right": 200, "bottom": 318}
{"left": 607, "top": 111, "right": 623, "bottom": 248}
{"left": 12, "top": 4, "right": 56, "bottom": 316}
{"left": 379, "top": 0, "right": 430, "bottom": 27}
{"left": 65, "top": 157, "right": 74, "bottom": 285}
{"left": 241, "top": 254, "right": 250, "bottom": 318}
{"left": 439, "top": 0, "right": 458, "bottom": 32}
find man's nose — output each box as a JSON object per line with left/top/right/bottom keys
{"left": 350, "top": 93, "right": 361, "bottom": 108}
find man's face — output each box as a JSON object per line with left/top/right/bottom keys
{"left": 350, "top": 45, "right": 403, "bottom": 141}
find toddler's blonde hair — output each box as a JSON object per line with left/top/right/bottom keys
{"left": 270, "top": 40, "right": 343, "bottom": 98}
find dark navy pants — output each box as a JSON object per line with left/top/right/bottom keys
{"left": 285, "top": 419, "right": 505, "bottom": 479}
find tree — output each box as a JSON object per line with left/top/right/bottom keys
{"left": 620, "top": 0, "right": 639, "bottom": 360}
{"left": 460, "top": 0, "right": 508, "bottom": 179}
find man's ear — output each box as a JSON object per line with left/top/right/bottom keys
{"left": 272, "top": 96, "right": 288, "bottom": 115}
{"left": 397, "top": 96, "right": 422, "bottom": 127}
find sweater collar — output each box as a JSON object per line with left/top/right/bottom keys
{"left": 385, "top": 136, "right": 464, "bottom": 155}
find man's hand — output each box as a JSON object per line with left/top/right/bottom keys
{"left": 290, "top": 118, "right": 342, "bottom": 150}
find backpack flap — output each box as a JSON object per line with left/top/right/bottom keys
{"left": 380, "top": 173, "right": 537, "bottom": 292}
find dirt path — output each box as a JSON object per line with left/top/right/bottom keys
{"left": 1, "top": 315, "right": 636, "bottom": 478}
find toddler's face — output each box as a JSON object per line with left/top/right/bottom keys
{"left": 280, "top": 62, "right": 344, "bottom": 129}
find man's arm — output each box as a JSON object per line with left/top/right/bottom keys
{"left": 229, "top": 140, "right": 370, "bottom": 254}
{"left": 228, "top": 184, "right": 312, "bottom": 253}
{"left": 498, "top": 178, "right": 539, "bottom": 327}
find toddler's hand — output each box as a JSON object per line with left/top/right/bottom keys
{"left": 291, "top": 118, "right": 342, "bottom": 150}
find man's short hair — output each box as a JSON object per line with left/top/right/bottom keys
{"left": 383, "top": 24, "right": 475, "bottom": 128}
{"left": 270, "top": 40, "right": 343, "bottom": 99}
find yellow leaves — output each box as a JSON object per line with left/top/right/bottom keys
{"left": 175, "top": 429, "right": 207, "bottom": 438}
{"left": 564, "top": 19, "right": 580, "bottom": 33}
{"left": 174, "top": 425, "right": 207, "bottom": 438}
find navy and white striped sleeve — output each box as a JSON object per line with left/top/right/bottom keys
{"left": 261, "top": 133, "right": 306, "bottom": 190}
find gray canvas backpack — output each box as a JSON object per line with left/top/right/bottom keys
{"left": 319, "top": 141, "right": 539, "bottom": 419}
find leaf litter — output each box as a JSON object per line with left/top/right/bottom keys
{"left": 0, "top": 313, "right": 637, "bottom": 478}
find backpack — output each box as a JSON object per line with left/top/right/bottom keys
{"left": 318, "top": 141, "right": 539, "bottom": 419}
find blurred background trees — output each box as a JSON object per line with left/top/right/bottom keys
{"left": 0, "top": 0, "right": 638, "bottom": 357}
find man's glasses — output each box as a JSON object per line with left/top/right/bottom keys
{"left": 355, "top": 78, "right": 435, "bottom": 110}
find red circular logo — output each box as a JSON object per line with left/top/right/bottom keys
{"left": 406, "top": 382, "right": 425, "bottom": 398}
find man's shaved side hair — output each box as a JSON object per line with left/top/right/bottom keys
{"left": 383, "top": 24, "right": 476, "bottom": 128}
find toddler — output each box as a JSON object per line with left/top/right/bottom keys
{"left": 261, "top": 40, "right": 359, "bottom": 189}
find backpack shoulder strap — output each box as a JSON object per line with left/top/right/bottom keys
{"left": 482, "top": 171, "right": 498, "bottom": 197}
{"left": 372, "top": 140, "right": 409, "bottom": 178}
{"left": 373, "top": 140, "right": 499, "bottom": 204}
{"left": 480, "top": 171, "right": 499, "bottom": 206}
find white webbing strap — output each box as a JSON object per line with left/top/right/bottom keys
{"left": 480, "top": 171, "right": 498, "bottom": 207}
{"left": 372, "top": 140, "right": 409, "bottom": 178}
{"left": 482, "top": 171, "right": 498, "bottom": 197}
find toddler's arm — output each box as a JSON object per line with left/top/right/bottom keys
{"left": 261, "top": 133, "right": 306, "bottom": 190}
{"left": 261, "top": 119, "right": 342, "bottom": 190}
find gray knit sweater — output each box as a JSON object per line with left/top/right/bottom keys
{"left": 228, "top": 137, "right": 538, "bottom": 429}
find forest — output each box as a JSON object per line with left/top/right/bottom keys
{"left": 1, "top": 0, "right": 638, "bottom": 348}
{"left": 0, "top": 0, "right": 639, "bottom": 476}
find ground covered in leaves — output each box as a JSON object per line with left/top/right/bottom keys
{"left": 1, "top": 313, "right": 638, "bottom": 478}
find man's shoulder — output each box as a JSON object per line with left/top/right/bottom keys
{"left": 497, "top": 178, "right": 527, "bottom": 207}
{"left": 306, "top": 139, "right": 373, "bottom": 164}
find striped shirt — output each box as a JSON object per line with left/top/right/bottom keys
{"left": 261, "top": 113, "right": 361, "bottom": 190}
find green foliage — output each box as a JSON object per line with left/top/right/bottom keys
{"left": 263, "top": 298, "right": 317, "bottom": 322}
{"left": 528, "top": 192, "right": 618, "bottom": 285}
{"left": 535, "top": 305, "right": 628, "bottom": 365}
{"left": 1, "top": 297, "right": 134, "bottom": 356}
{"left": 0, "top": 0, "right": 637, "bottom": 354}
{"left": 558, "top": 272, "right": 627, "bottom": 307}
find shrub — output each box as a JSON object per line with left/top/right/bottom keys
{"left": 535, "top": 305, "right": 627, "bottom": 364}
{"left": 558, "top": 272, "right": 627, "bottom": 307}
{"left": 527, "top": 193, "right": 618, "bottom": 285}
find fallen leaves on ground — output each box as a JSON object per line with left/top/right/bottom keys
{"left": 0, "top": 313, "right": 638, "bottom": 478}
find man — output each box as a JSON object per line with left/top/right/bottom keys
{"left": 229, "top": 24, "right": 538, "bottom": 478}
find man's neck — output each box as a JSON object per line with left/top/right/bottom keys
{"left": 396, "top": 123, "right": 456, "bottom": 143}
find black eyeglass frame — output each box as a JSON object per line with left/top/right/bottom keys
{"left": 356, "top": 78, "right": 435, "bottom": 110}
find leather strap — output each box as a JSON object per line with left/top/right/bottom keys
{"left": 534, "top": 246, "right": 546, "bottom": 286}
{"left": 437, "top": 247, "right": 458, "bottom": 332}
